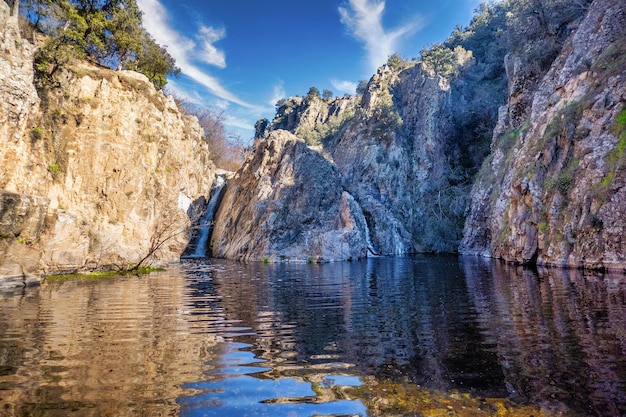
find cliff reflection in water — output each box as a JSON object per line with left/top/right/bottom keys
{"left": 189, "top": 256, "right": 626, "bottom": 416}
{"left": 0, "top": 256, "right": 624, "bottom": 416}
{"left": 0, "top": 270, "right": 223, "bottom": 416}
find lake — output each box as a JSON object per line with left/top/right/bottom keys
{"left": 0, "top": 255, "right": 625, "bottom": 416}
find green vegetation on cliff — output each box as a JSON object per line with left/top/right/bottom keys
{"left": 17, "top": 0, "right": 179, "bottom": 88}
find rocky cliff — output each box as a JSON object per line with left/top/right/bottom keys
{"left": 461, "top": 0, "right": 626, "bottom": 271}
{"left": 0, "top": 1, "right": 215, "bottom": 287}
{"left": 213, "top": 0, "right": 626, "bottom": 270}
{"left": 214, "top": 56, "right": 498, "bottom": 261}
{"left": 211, "top": 130, "right": 369, "bottom": 262}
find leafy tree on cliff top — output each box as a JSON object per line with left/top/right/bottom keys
{"left": 22, "top": 0, "right": 179, "bottom": 88}
{"left": 306, "top": 86, "right": 321, "bottom": 101}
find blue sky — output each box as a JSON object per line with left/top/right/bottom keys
{"left": 136, "top": 0, "right": 485, "bottom": 141}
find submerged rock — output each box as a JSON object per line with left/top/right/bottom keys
{"left": 211, "top": 130, "right": 369, "bottom": 262}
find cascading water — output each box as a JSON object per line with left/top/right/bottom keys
{"left": 346, "top": 191, "right": 379, "bottom": 256}
{"left": 189, "top": 176, "right": 226, "bottom": 258}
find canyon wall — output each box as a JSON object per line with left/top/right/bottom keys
{"left": 0, "top": 1, "right": 215, "bottom": 286}
{"left": 213, "top": 0, "right": 626, "bottom": 270}
{"left": 211, "top": 130, "right": 369, "bottom": 262}
{"left": 213, "top": 58, "right": 496, "bottom": 261}
{"left": 461, "top": 0, "right": 626, "bottom": 271}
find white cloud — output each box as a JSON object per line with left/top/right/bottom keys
{"left": 224, "top": 115, "right": 255, "bottom": 131}
{"left": 331, "top": 79, "right": 357, "bottom": 95}
{"left": 137, "top": 0, "right": 257, "bottom": 109}
{"left": 339, "top": 0, "right": 425, "bottom": 72}
{"left": 268, "top": 81, "right": 286, "bottom": 107}
{"left": 196, "top": 25, "right": 226, "bottom": 68}
{"left": 214, "top": 99, "right": 230, "bottom": 110}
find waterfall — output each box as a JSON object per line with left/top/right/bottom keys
{"left": 189, "top": 176, "right": 226, "bottom": 258}
{"left": 361, "top": 214, "right": 379, "bottom": 257}
{"left": 345, "top": 191, "right": 379, "bottom": 256}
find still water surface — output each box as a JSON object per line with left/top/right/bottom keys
{"left": 0, "top": 255, "right": 625, "bottom": 416}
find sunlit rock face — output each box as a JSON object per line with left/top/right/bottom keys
{"left": 461, "top": 0, "right": 626, "bottom": 271}
{"left": 0, "top": 2, "right": 39, "bottom": 147}
{"left": 211, "top": 130, "right": 369, "bottom": 262}
{"left": 0, "top": 1, "right": 215, "bottom": 285}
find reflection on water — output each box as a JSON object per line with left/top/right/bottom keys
{"left": 0, "top": 255, "right": 625, "bottom": 416}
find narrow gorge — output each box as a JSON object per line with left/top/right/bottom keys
{"left": 210, "top": 0, "right": 626, "bottom": 271}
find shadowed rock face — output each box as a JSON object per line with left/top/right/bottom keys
{"left": 211, "top": 130, "right": 368, "bottom": 262}
{"left": 329, "top": 64, "right": 458, "bottom": 255}
{"left": 461, "top": 0, "right": 626, "bottom": 271}
{"left": 259, "top": 62, "right": 476, "bottom": 257}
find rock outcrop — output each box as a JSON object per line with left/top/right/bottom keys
{"left": 0, "top": 1, "right": 215, "bottom": 286}
{"left": 461, "top": 0, "right": 626, "bottom": 271}
{"left": 248, "top": 61, "right": 489, "bottom": 259}
{"left": 329, "top": 64, "right": 461, "bottom": 254}
{"left": 215, "top": 36, "right": 508, "bottom": 261}
{"left": 211, "top": 130, "right": 369, "bottom": 262}
{"left": 214, "top": 60, "right": 476, "bottom": 261}
{"left": 0, "top": 1, "right": 38, "bottom": 147}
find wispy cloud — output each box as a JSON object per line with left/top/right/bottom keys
{"left": 331, "top": 79, "right": 357, "bottom": 95}
{"left": 196, "top": 25, "right": 226, "bottom": 68}
{"left": 268, "top": 81, "right": 286, "bottom": 107}
{"left": 339, "top": 0, "right": 425, "bottom": 72}
{"left": 137, "top": 0, "right": 256, "bottom": 109}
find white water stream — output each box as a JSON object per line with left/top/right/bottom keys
{"left": 190, "top": 176, "right": 226, "bottom": 258}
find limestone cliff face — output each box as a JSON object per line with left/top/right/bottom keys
{"left": 461, "top": 0, "right": 626, "bottom": 271}
{"left": 211, "top": 130, "right": 369, "bottom": 262}
{"left": 0, "top": 1, "right": 215, "bottom": 286}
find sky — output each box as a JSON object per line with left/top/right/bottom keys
{"left": 136, "top": 0, "right": 486, "bottom": 142}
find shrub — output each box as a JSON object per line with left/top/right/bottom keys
{"left": 306, "top": 87, "right": 321, "bottom": 101}
{"left": 356, "top": 80, "right": 369, "bottom": 95}
{"left": 386, "top": 53, "right": 411, "bottom": 70}
{"left": 31, "top": 126, "right": 44, "bottom": 141}
{"left": 546, "top": 173, "right": 574, "bottom": 194}
{"left": 296, "top": 110, "right": 355, "bottom": 146}
{"left": 48, "top": 163, "right": 61, "bottom": 174}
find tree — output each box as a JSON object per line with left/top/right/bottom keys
{"left": 386, "top": 53, "right": 407, "bottom": 70}
{"left": 106, "top": 0, "right": 144, "bottom": 70}
{"left": 322, "top": 89, "right": 333, "bottom": 100}
{"left": 306, "top": 86, "right": 321, "bottom": 101}
{"left": 172, "top": 93, "right": 246, "bottom": 171}
{"left": 356, "top": 79, "right": 369, "bottom": 95}
{"left": 130, "top": 33, "right": 180, "bottom": 88}
{"left": 25, "top": 0, "right": 179, "bottom": 88}
{"left": 420, "top": 43, "right": 458, "bottom": 77}
{"left": 130, "top": 205, "right": 189, "bottom": 271}
{"left": 255, "top": 118, "right": 269, "bottom": 138}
